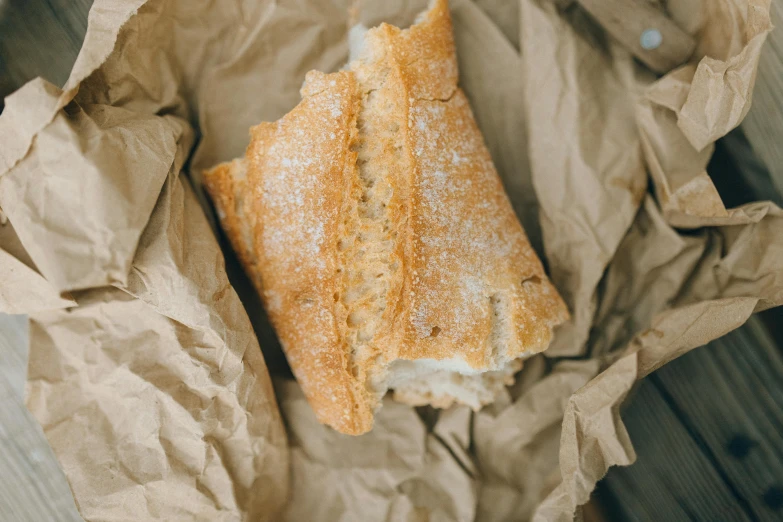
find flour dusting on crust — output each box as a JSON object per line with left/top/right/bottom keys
{"left": 203, "top": 0, "right": 568, "bottom": 435}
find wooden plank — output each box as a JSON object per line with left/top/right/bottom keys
{"left": 579, "top": 0, "right": 695, "bottom": 72}
{"left": 717, "top": 127, "right": 783, "bottom": 347}
{"left": 0, "top": 314, "right": 83, "bottom": 521}
{"left": 555, "top": 0, "right": 696, "bottom": 72}
{"left": 601, "top": 317, "right": 783, "bottom": 521}
{"left": 719, "top": 130, "right": 783, "bottom": 209}
{"left": 656, "top": 319, "right": 783, "bottom": 516}
{"left": 0, "top": 0, "right": 94, "bottom": 105}
{"left": 602, "top": 375, "right": 756, "bottom": 520}
{"left": 0, "top": 314, "right": 26, "bottom": 397}
{"left": 740, "top": 0, "right": 783, "bottom": 197}
{"left": 0, "top": 2, "right": 94, "bottom": 514}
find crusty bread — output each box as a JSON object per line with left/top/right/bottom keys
{"left": 204, "top": 0, "right": 568, "bottom": 435}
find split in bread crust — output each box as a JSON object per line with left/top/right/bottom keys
{"left": 204, "top": 0, "right": 569, "bottom": 435}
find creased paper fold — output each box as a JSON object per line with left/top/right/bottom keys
{"left": 0, "top": 0, "right": 779, "bottom": 520}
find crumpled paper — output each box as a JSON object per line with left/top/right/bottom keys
{"left": 0, "top": 0, "right": 780, "bottom": 520}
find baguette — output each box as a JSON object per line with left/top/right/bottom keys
{"left": 204, "top": 0, "right": 568, "bottom": 435}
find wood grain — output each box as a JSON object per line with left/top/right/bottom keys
{"left": 558, "top": 0, "right": 696, "bottom": 72}
{"left": 741, "top": 0, "right": 783, "bottom": 198}
{"left": 0, "top": 4, "right": 93, "bottom": 518}
{"left": 0, "top": 0, "right": 782, "bottom": 521}
{"left": 601, "top": 317, "right": 783, "bottom": 521}
{"left": 0, "top": 0, "right": 93, "bottom": 107}
{"left": 0, "top": 314, "right": 83, "bottom": 522}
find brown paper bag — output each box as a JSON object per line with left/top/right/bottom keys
{"left": 0, "top": 0, "right": 779, "bottom": 520}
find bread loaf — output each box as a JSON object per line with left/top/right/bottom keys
{"left": 204, "top": 0, "right": 568, "bottom": 435}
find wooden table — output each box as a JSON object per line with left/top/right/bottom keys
{"left": 0, "top": 315, "right": 82, "bottom": 520}
{"left": 2, "top": 1, "right": 782, "bottom": 520}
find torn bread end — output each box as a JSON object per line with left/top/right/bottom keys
{"left": 203, "top": 0, "right": 568, "bottom": 435}
{"left": 387, "top": 358, "right": 523, "bottom": 410}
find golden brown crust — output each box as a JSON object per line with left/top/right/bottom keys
{"left": 400, "top": 88, "right": 562, "bottom": 366}
{"left": 202, "top": 159, "right": 262, "bottom": 290}
{"left": 204, "top": 0, "right": 568, "bottom": 435}
{"left": 252, "top": 70, "right": 376, "bottom": 435}
{"left": 206, "top": 71, "right": 374, "bottom": 435}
